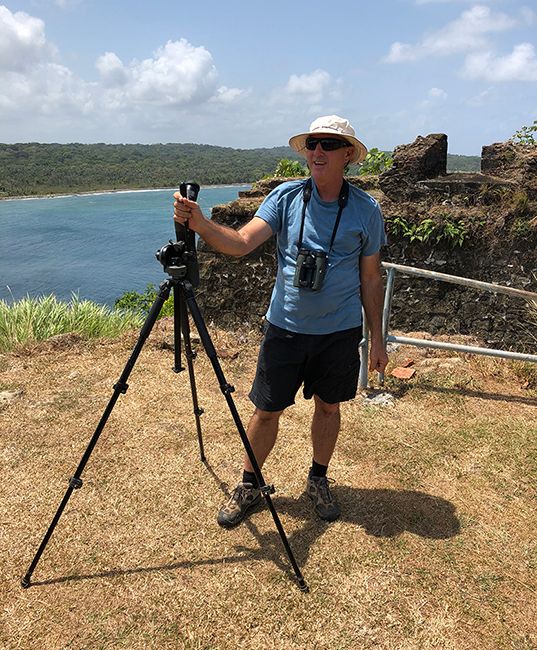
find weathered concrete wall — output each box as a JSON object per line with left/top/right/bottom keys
{"left": 482, "top": 141, "right": 537, "bottom": 199}
{"left": 194, "top": 135, "right": 537, "bottom": 353}
{"left": 379, "top": 133, "right": 448, "bottom": 201}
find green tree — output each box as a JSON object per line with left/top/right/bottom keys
{"left": 272, "top": 159, "right": 309, "bottom": 177}
{"left": 510, "top": 120, "right": 537, "bottom": 145}
{"left": 358, "top": 148, "right": 393, "bottom": 175}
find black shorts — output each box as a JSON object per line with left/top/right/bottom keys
{"left": 249, "top": 322, "right": 362, "bottom": 412}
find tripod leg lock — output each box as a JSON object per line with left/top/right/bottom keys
{"left": 194, "top": 407, "right": 204, "bottom": 416}
{"left": 113, "top": 381, "right": 129, "bottom": 394}
{"left": 69, "top": 477, "right": 83, "bottom": 489}
{"left": 260, "top": 484, "right": 275, "bottom": 496}
{"left": 221, "top": 383, "right": 235, "bottom": 395}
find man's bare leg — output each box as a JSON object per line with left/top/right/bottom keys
{"left": 307, "top": 395, "right": 341, "bottom": 521}
{"left": 243, "top": 407, "right": 283, "bottom": 473}
{"left": 311, "top": 395, "right": 340, "bottom": 466}
{"left": 217, "top": 407, "right": 282, "bottom": 527}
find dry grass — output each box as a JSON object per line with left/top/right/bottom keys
{"left": 1, "top": 320, "right": 536, "bottom": 650}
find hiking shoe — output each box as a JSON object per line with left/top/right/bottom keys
{"left": 217, "top": 482, "right": 262, "bottom": 528}
{"left": 306, "top": 476, "right": 340, "bottom": 522}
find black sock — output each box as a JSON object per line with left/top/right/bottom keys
{"left": 309, "top": 460, "right": 328, "bottom": 479}
{"left": 242, "top": 470, "right": 259, "bottom": 488}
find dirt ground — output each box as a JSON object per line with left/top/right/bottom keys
{"left": 1, "top": 321, "right": 536, "bottom": 650}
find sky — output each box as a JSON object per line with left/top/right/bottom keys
{"left": 0, "top": 0, "right": 536, "bottom": 155}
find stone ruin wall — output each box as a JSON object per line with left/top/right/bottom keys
{"left": 195, "top": 135, "right": 537, "bottom": 354}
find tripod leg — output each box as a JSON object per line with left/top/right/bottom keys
{"left": 172, "top": 279, "right": 184, "bottom": 373}
{"left": 175, "top": 285, "right": 205, "bottom": 462}
{"left": 181, "top": 281, "right": 308, "bottom": 592}
{"left": 21, "top": 280, "right": 172, "bottom": 588}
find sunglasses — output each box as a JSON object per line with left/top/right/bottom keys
{"left": 304, "top": 137, "right": 352, "bottom": 152}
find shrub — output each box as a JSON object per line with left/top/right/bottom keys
{"left": 387, "top": 216, "right": 468, "bottom": 247}
{"left": 510, "top": 121, "right": 537, "bottom": 145}
{"left": 270, "top": 159, "right": 309, "bottom": 178}
{"left": 115, "top": 284, "right": 174, "bottom": 318}
{"left": 358, "top": 148, "right": 393, "bottom": 175}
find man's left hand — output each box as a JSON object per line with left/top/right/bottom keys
{"left": 369, "top": 341, "right": 389, "bottom": 373}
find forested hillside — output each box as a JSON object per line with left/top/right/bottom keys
{"left": 0, "top": 143, "right": 300, "bottom": 197}
{"left": 446, "top": 153, "right": 481, "bottom": 172}
{"left": 0, "top": 142, "right": 480, "bottom": 198}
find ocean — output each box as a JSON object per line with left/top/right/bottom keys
{"left": 0, "top": 185, "right": 250, "bottom": 306}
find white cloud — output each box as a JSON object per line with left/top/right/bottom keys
{"left": 0, "top": 5, "right": 91, "bottom": 117}
{"left": 98, "top": 40, "right": 219, "bottom": 106}
{"left": 95, "top": 52, "right": 129, "bottom": 87}
{"left": 0, "top": 5, "right": 55, "bottom": 72}
{"left": 1, "top": 63, "right": 93, "bottom": 114}
{"left": 0, "top": 4, "right": 92, "bottom": 118}
{"left": 209, "top": 85, "right": 251, "bottom": 105}
{"left": 95, "top": 40, "right": 252, "bottom": 116}
{"left": 466, "top": 87, "right": 494, "bottom": 106}
{"left": 94, "top": 40, "right": 249, "bottom": 111}
{"left": 463, "top": 42, "right": 537, "bottom": 81}
{"left": 419, "top": 87, "right": 448, "bottom": 109}
{"left": 270, "top": 69, "right": 340, "bottom": 110}
{"left": 285, "top": 69, "right": 331, "bottom": 96}
{"left": 384, "top": 42, "right": 418, "bottom": 63}
{"left": 384, "top": 5, "right": 516, "bottom": 62}
{"left": 0, "top": 4, "right": 251, "bottom": 139}
{"left": 429, "top": 87, "right": 448, "bottom": 100}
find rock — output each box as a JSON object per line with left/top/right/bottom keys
{"left": 379, "top": 133, "right": 448, "bottom": 201}
{"left": 216, "top": 347, "right": 239, "bottom": 359}
{"left": 197, "top": 248, "right": 276, "bottom": 328}
{"left": 390, "top": 367, "right": 416, "bottom": 379}
{"left": 0, "top": 389, "right": 23, "bottom": 405}
{"left": 481, "top": 141, "right": 537, "bottom": 199}
{"left": 361, "top": 391, "right": 396, "bottom": 407}
{"left": 416, "top": 172, "right": 515, "bottom": 200}
{"left": 46, "top": 333, "right": 83, "bottom": 349}
{"left": 238, "top": 189, "right": 265, "bottom": 198}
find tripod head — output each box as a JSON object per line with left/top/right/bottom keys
{"left": 156, "top": 181, "right": 200, "bottom": 286}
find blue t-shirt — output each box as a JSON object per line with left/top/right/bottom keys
{"left": 256, "top": 179, "right": 386, "bottom": 334}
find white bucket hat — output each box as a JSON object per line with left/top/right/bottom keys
{"left": 289, "top": 115, "right": 368, "bottom": 164}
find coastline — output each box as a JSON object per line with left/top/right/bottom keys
{"left": 0, "top": 183, "right": 251, "bottom": 202}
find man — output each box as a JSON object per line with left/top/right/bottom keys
{"left": 173, "top": 115, "right": 388, "bottom": 526}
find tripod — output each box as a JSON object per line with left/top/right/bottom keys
{"left": 21, "top": 186, "right": 308, "bottom": 592}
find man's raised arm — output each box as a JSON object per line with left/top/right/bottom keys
{"left": 173, "top": 193, "right": 273, "bottom": 258}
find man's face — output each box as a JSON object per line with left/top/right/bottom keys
{"left": 304, "top": 135, "right": 354, "bottom": 183}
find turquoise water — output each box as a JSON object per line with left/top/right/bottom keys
{"left": 0, "top": 186, "right": 249, "bottom": 306}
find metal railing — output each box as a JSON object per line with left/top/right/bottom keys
{"left": 358, "top": 262, "right": 537, "bottom": 389}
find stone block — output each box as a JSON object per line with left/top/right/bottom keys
{"left": 379, "top": 133, "right": 448, "bottom": 201}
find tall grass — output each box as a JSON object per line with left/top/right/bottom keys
{"left": 0, "top": 294, "right": 144, "bottom": 353}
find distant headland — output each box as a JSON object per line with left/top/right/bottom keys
{"left": 0, "top": 142, "right": 480, "bottom": 199}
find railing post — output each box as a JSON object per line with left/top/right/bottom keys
{"left": 379, "top": 267, "right": 396, "bottom": 386}
{"left": 379, "top": 261, "right": 537, "bottom": 368}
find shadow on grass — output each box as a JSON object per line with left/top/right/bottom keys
{"left": 409, "top": 381, "right": 537, "bottom": 406}
{"left": 279, "top": 485, "right": 460, "bottom": 539}
{"left": 27, "top": 467, "right": 460, "bottom": 590}
{"left": 267, "top": 485, "right": 461, "bottom": 570}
